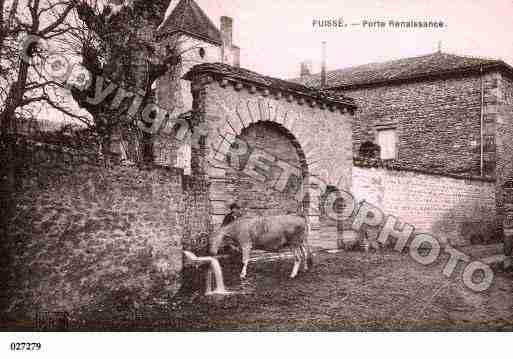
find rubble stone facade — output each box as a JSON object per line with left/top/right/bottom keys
{"left": 345, "top": 73, "right": 499, "bottom": 177}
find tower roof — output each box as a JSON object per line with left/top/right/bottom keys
{"left": 157, "top": 0, "right": 222, "bottom": 46}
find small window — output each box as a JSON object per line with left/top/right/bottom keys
{"left": 377, "top": 128, "right": 397, "bottom": 160}
{"left": 199, "top": 47, "right": 206, "bottom": 59}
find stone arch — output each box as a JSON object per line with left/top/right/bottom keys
{"left": 219, "top": 119, "right": 310, "bottom": 220}
{"left": 186, "top": 66, "right": 356, "bottom": 248}
{"left": 234, "top": 120, "right": 309, "bottom": 179}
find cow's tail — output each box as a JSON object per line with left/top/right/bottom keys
{"left": 299, "top": 212, "right": 313, "bottom": 269}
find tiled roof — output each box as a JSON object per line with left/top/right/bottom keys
{"left": 156, "top": 0, "right": 222, "bottom": 45}
{"left": 293, "top": 52, "right": 512, "bottom": 89}
{"left": 183, "top": 62, "right": 356, "bottom": 107}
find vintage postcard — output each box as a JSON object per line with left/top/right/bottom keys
{"left": 0, "top": 0, "right": 512, "bottom": 356}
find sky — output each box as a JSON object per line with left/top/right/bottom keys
{"left": 175, "top": 0, "right": 513, "bottom": 79}
{"left": 35, "top": 0, "right": 513, "bottom": 124}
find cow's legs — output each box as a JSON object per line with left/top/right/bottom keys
{"left": 300, "top": 244, "right": 309, "bottom": 271}
{"left": 240, "top": 245, "right": 250, "bottom": 279}
{"left": 290, "top": 247, "right": 301, "bottom": 278}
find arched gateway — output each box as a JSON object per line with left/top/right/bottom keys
{"left": 226, "top": 120, "right": 309, "bottom": 218}
{"left": 184, "top": 63, "right": 356, "bottom": 247}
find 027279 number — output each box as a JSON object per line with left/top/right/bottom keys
{"left": 10, "top": 343, "right": 41, "bottom": 351}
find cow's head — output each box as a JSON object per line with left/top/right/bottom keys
{"left": 209, "top": 227, "right": 226, "bottom": 256}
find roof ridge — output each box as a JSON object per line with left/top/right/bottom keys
{"left": 326, "top": 52, "right": 439, "bottom": 76}
{"left": 157, "top": 0, "right": 222, "bottom": 45}
{"left": 310, "top": 51, "right": 500, "bottom": 79}
{"left": 291, "top": 51, "right": 511, "bottom": 89}
{"left": 439, "top": 50, "right": 499, "bottom": 62}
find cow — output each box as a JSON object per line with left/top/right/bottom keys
{"left": 209, "top": 214, "right": 311, "bottom": 279}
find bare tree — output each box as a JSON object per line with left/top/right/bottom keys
{"left": 0, "top": 0, "right": 201, "bottom": 236}
{"left": 0, "top": 0, "right": 77, "bottom": 135}
{"left": 69, "top": 0, "right": 187, "bottom": 163}
{"left": 2, "top": 0, "right": 201, "bottom": 160}
{"left": 0, "top": 0, "right": 80, "bottom": 243}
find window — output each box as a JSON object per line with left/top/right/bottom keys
{"left": 377, "top": 128, "right": 397, "bottom": 160}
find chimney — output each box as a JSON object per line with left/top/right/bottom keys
{"left": 232, "top": 45, "right": 240, "bottom": 67}
{"left": 300, "top": 60, "right": 312, "bottom": 78}
{"left": 321, "top": 41, "right": 327, "bottom": 87}
{"left": 220, "top": 16, "right": 233, "bottom": 64}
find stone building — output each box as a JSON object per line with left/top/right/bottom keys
{"left": 295, "top": 51, "right": 513, "bottom": 178}
{"left": 295, "top": 52, "right": 513, "bottom": 249}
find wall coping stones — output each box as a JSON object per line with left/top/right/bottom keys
{"left": 183, "top": 62, "right": 357, "bottom": 112}
{"left": 354, "top": 156, "right": 496, "bottom": 183}
{"left": 6, "top": 134, "right": 188, "bottom": 189}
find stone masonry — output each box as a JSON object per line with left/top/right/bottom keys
{"left": 344, "top": 73, "right": 499, "bottom": 177}
{"left": 1, "top": 140, "right": 185, "bottom": 321}
{"left": 184, "top": 63, "right": 355, "bottom": 247}
{"left": 495, "top": 75, "right": 513, "bottom": 261}
{"left": 352, "top": 165, "right": 496, "bottom": 246}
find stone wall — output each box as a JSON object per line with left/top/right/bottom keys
{"left": 0, "top": 139, "right": 185, "bottom": 322}
{"left": 352, "top": 165, "right": 496, "bottom": 246}
{"left": 344, "top": 72, "right": 499, "bottom": 177}
{"left": 182, "top": 175, "right": 212, "bottom": 253}
{"left": 495, "top": 74, "right": 513, "bottom": 256}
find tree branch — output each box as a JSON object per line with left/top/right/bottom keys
{"left": 39, "top": 2, "right": 74, "bottom": 36}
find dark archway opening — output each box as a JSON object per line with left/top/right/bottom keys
{"left": 225, "top": 121, "right": 309, "bottom": 218}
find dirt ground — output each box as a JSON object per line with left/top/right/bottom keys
{"left": 94, "top": 246, "right": 513, "bottom": 331}
{"left": 5, "top": 246, "right": 511, "bottom": 331}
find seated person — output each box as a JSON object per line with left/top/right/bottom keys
{"left": 222, "top": 202, "right": 242, "bottom": 227}
{"left": 219, "top": 202, "right": 243, "bottom": 258}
